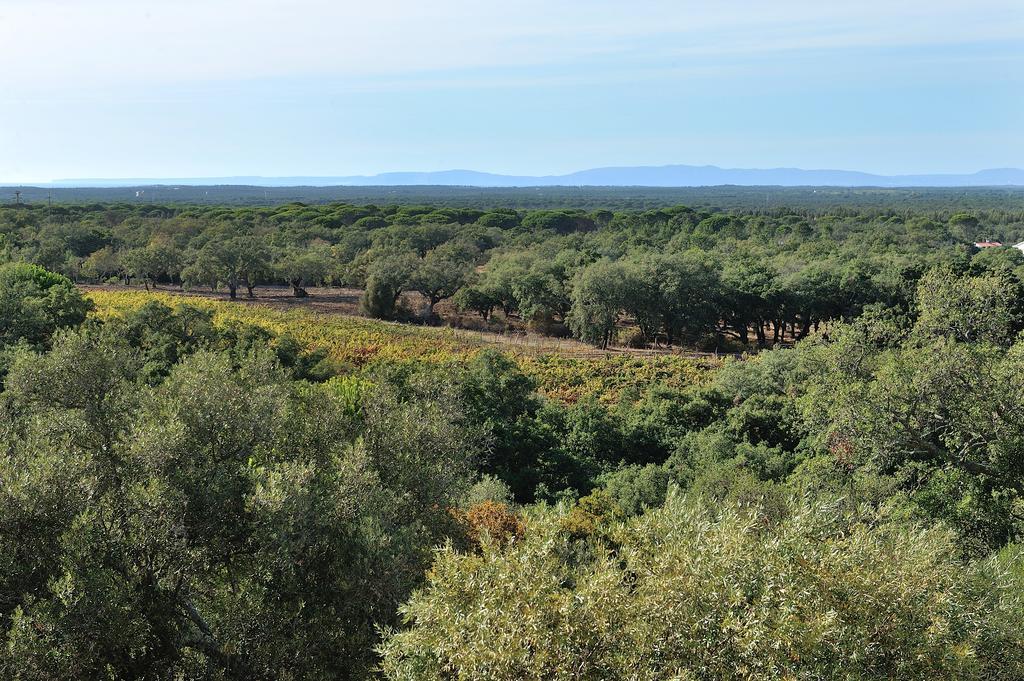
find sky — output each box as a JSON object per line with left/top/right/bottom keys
{"left": 1, "top": 0, "right": 1022, "bottom": 182}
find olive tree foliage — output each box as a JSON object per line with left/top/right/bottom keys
{"left": 381, "top": 491, "right": 1024, "bottom": 680}
{"left": 0, "top": 326, "right": 480, "bottom": 679}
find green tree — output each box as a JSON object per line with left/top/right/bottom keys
{"left": 721, "top": 257, "right": 782, "bottom": 346}
{"left": 452, "top": 285, "right": 499, "bottom": 321}
{"left": 0, "top": 333, "right": 481, "bottom": 678}
{"left": 406, "top": 248, "right": 473, "bottom": 314}
{"left": 275, "top": 245, "right": 332, "bottom": 297}
{"left": 381, "top": 493, "right": 1024, "bottom": 680}
{"left": 914, "top": 266, "right": 1024, "bottom": 346}
{"left": 475, "top": 255, "right": 528, "bottom": 318}
{"left": 640, "top": 251, "right": 722, "bottom": 346}
{"left": 0, "top": 263, "right": 92, "bottom": 350}
{"left": 183, "top": 238, "right": 271, "bottom": 299}
{"left": 79, "top": 245, "right": 121, "bottom": 282}
{"left": 803, "top": 322, "right": 1024, "bottom": 553}
{"left": 567, "top": 259, "right": 632, "bottom": 348}
{"left": 361, "top": 252, "right": 419, "bottom": 319}
{"left": 120, "top": 243, "right": 183, "bottom": 289}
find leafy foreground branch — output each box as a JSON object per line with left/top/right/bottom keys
{"left": 381, "top": 492, "right": 1024, "bottom": 680}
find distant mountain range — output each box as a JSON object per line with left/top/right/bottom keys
{"left": 44, "top": 165, "right": 1024, "bottom": 188}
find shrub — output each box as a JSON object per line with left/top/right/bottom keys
{"left": 454, "top": 501, "right": 525, "bottom": 550}
{"left": 0, "top": 263, "right": 92, "bottom": 349}
{"left": 381, "top": 493, "right": 1024, "bottom": 680}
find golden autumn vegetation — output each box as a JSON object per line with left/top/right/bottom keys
{"left": 451, "top": 501, "right": 526, "bottom": 550}
{"left": 85, "top": 288, "right": 714, "bottom": 402}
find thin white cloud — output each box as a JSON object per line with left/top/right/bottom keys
{"left": 1, "top": 0, "right": 1020, "bottom": 181}
{"left": 1, "top": 0, "right": 1019, "bottom": 92}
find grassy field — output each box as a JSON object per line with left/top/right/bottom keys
{"left": 86, "top": 289, "right": 717, "bottom": 402}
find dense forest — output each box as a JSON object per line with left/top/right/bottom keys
{"left": 6, "top": 184, "right": 1024, "bottom": 209}
{"left": 2, "top": 197, "right": 1024, "bottom": 678}
{"left": 3, "top": 198, "right": 1024, "bottom": 351}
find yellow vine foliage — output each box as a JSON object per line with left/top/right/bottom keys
{"left": 86, "top": 289, "right": 715, "bottom": 402}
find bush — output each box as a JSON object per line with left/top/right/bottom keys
{"left": 598, "top": 464, "right": 670, "bottom": 516}
{"left": 381, "top": 493, "right": 1024, "bottom": 680}
{"left": 461, "top": 475, "right": 514, "bottom": 507}
{"left": 452, "top": 501, "right": 525, "bottom": 550}
{"left": 0, "top": 263, "right": 92, "bottom": 349}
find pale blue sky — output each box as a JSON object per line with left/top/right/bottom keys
{"left": 1, "top": 0, "right": 1021, "bottom": 182}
